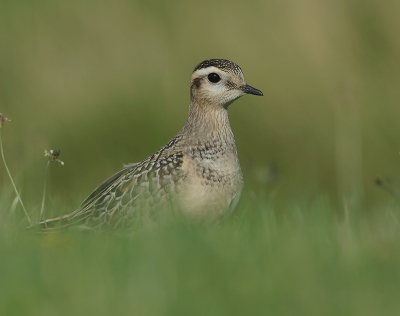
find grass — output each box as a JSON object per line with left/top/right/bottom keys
{"left": 0, "top": 188, "right": 399, "bottom": 315}
{"left": 0, "top": 119, "right": 31, "bottom": 225}
{"left": 1, "top": 115, "right": 399, "bottom": 316}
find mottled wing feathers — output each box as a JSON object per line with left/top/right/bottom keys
{"left": 47, "top": 139, "right": 186, "bottom": 231}
{"left": 80, "top": 165, "right": 138, "bottom": 209}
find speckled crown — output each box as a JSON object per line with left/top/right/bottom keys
{"left": 193, "top": 59, "right": 243, "bottom": 75}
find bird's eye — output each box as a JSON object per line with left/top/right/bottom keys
{"left": 208, "top": 73, "right": 221, "bottom": 83}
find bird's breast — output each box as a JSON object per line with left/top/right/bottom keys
{"left": 177, "top": 141, "right": 243, "bottom": 222}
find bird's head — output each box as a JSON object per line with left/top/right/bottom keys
{"left": 190, "top": 59, "right": 263, "bottom": 108}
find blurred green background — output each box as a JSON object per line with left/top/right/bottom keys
{"left": 1, "top": 0, "right": 400, "bottom": 213}
{"left": 1, "top": 1, "right": 400, "bottom": 315}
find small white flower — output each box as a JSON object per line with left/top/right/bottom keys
{"left": 44, "top": 149, "right": 64, "bottom": 165}
{"left": 0, "top": 114, "right": 11, "bottom": 128}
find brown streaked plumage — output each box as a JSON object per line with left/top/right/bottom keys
{"left": 33, "top": 59, "right": 263, "bottom": 231}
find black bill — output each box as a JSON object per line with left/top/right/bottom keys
{"left": 239, "top": 84, "right": 263, "bottom": 96}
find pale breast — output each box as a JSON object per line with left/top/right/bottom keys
{"left": 177, "top": 141, "right": 243, "bottom": 222}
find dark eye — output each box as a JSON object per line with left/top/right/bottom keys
{"left": 208, "top": 73, "right": 221, "bottom": 83}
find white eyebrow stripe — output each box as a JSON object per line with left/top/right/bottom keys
{"left": 193, "top": 67, "right": 221, "bottom": 77}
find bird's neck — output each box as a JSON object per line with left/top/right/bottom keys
{"left": 180, "top": 101, "right": 235, "bottom": 144}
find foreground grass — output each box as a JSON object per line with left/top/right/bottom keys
{"left": 0, "top": 193, "right": 400, "bottom": 316}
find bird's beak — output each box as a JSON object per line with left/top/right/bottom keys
{"left": 239, "top": 84, "right": 263, "bottom": 96}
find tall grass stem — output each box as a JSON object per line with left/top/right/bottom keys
{"left": 0, "top": 129, "right": 32, "bottom": 225}
{"left": 39, "top": 160, "right": 50, "bottom": 221}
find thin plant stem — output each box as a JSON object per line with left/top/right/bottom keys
{"left": 40, "top": 160, "right": 50, "bottom": 221}
{"left": 0, "top": 129, "right": 32, "bottom": 225}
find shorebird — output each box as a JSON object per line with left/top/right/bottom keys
{"left": 37, "top": 59, "right": 263, "bottom": 231}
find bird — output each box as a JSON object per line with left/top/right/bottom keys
{"left": 35, "top": 59, "right": 263, "bottom": 231}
